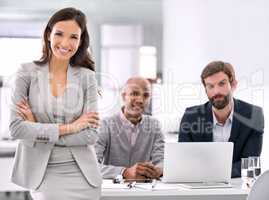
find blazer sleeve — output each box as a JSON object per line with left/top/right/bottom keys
{"left": 61, "top": 70, "right": 99, "bottom": 146}
{"left": 94, "top": 119, "right": 125, "bottom": 179}
{"left": 9, "top": 64, "right": 59, "bottom": 143}
{"left": 150, "top": 119, "right": 165, "bottom": 169}
{"left": 178, "top": 108, "right": 193, "bottom": 142}
{"left": 232, "top": 106, "right": 264, "bottom": 178}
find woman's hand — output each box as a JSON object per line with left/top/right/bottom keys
{"left": 69, "top": 112, "right": 100, "bottom": 133}
{"left": 16, "top": 99, "right": 36, "bottom": 122}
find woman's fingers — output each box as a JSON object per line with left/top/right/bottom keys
{"left": 16, "top": 104, "right": 27, "bottom": 113}
{"left": 16, "top": 100, "right": 36, "bottom": 122}
{"left": 16, "top": 104, "right": 32, "bottom": 116}
{"left": 16, "top": 109, "right": 26, "bottom": 120}
{"left": 72, "top": 112, "right": 100, "bottom": 131}
{"left": 86, "top": 112, "right": 99, "bottom": 120}
{"left": 23, "top": 99, "right": 30, "bottom": 107}
{"left": 87, "top": 122, "right": 98, "bottom": 129}
{"left": 17, "top": 102, "right": 28, "bottom": 110}
{"left": 87, "top": 117, "right": 99, "bottom": 123}
{"left": 84, "top": 112, "right": 100, "bottom": 128}
{"left": 87, "top": 118, "right": 100, "bottom": 128}
{"left": 17, "top": 100, "right": 31, "bottom": 112}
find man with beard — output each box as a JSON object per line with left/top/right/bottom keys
{"left": 95, "top": 77, "right": 164, "bottom": 180}
{"left": 178, "top": 61, "right": 264, "bottom": 178}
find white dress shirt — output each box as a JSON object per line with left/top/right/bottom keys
{"left": 212, "top": 107, "right": 234, "bottom": 142}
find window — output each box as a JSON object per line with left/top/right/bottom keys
{"left": 100, "top": 24, "right": 142, "bottom": 89}
{"left": 139, "top": 46, "right": 157, "bottom": 79}
{"left": 0, "top": 37, "right": 41, "bottom": 138}
{"left": 0, "top": 38, "right": 41, "bottom": 76}
{"left": 99, "top": 25, "right": 143, "bottom": 117}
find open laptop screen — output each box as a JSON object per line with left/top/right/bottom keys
{"left": 162, "top": 142, "right": 233, "bottom": 183}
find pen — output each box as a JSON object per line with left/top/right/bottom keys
{"left": 151, "top": 179, "right": 157, "bottom": 189}
{"left": 113, "top": 175, "right": 123, "bottom": 184}
{"left": 127, "top": 181, "right": 136, "bottom": 188}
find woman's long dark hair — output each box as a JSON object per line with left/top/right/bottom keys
{"left": 34, "top": 7, "right": 95, "bottom": 71}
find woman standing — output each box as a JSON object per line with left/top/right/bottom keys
{"left": 10, "top": 7, "right": 102, "bottom": 200}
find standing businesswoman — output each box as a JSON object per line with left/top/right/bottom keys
{"left": 9, "top": 7, "right": 102, "bottom": 200}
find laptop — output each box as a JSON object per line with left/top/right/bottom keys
{"left": 162, "top": 142, "right": 234, "bottom": 188}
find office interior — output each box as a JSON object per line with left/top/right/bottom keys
{"left": 0, "top": 0, "right": 268, "bottom": 199}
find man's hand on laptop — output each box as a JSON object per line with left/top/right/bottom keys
{"left": 122, "top": 162, "right": 162, "bottom": 180}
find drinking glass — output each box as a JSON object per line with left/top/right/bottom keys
{"left": 241, "top": 158, "right": 249, "bottom": 183}
{"left": 249, "top": 156, "right": 261, "bottom": 179}
{"left": 247, "top": 157, "right": 255, "bottom": 181}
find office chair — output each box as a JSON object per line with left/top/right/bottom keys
{"left": 247, "top": 170, "right": 269, "bottom": 200}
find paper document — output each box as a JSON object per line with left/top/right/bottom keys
{"left": 134, "top": 182, "right": 180, "bottom": 190}
{"left": 102, "top": 180, "right": 130, "bottom": 189}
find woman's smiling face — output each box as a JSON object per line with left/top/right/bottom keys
{"left": 48, "top": 20, "right": 82, "bottom": 62}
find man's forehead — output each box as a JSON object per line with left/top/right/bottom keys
{"left": 204, "top": 72, "right": 229, "bottom": 84}
{"left": 126, "top": 83, "right": 151, "bottom": 92}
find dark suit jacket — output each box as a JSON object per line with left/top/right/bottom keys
{"left": 178, "top": 98, "right": 264, "bottom": 178}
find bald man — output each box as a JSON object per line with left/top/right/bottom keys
{"left": 95, "top": 77, "right": 164, "bottom": 180}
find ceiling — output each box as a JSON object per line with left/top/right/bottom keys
{"left": 0, "top": 0, "right": 162, "bottom": 24}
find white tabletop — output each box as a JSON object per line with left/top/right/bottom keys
{"left": 0, "top": 155, "right": 249, "bottom": 200}
{"left": 0, "top": 140, "right": 17, "bottom": 157}
{"left": 101, "top": 178, "right": 249, "bottom": 200}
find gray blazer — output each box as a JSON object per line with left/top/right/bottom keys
{"left": 95, "top": 113, "right": 165, "bottom": 179}
{"left": 9, "top": 62, "right": 102, "bottom": 190}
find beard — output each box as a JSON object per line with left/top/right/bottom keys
{"left": 209, "top": 93, "right": 231, "bottom": 110}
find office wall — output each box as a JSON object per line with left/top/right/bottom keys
{"left": 163, "top": 0, "right": 269, "bottom": 171}
{"left": 163, "top": 0, "right": 269, "bottom": 84}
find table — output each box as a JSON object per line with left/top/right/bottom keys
{"left": 0, "top": 140, "right": 16, "bottom": 157}
{"left": 0, "top": 153, "right": 249, "bottom": 200}
{"left": 101, "top": 179, "right": 249, "bottom": 200}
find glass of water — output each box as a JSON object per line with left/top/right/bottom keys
{"left": 247, "top": 157, "right": 255, "bottom": 181}
{"left": 249, "top": 156, "right": 261, "bottom": 179}
{"left": 241, "top": 158, "right": 249, "bottom": 183}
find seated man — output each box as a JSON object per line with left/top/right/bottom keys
{"left": 178, "top": 61, "right": 264, "bottom": 178}
{"left": 95, "top": 77, "right": 164, "bottom": 179}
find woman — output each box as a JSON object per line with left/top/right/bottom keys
{"left": 9, "top": 7, "right": 102, "bottom": 200}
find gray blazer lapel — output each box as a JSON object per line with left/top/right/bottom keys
{"left": 64, "top": 65, "right": 83, "bottom": 123}
{"left": 36, "top": 64, "right": 55, "bottom": 122}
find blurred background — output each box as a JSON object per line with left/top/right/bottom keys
{"left": 0, "top": 0, "right": 269, "bottom": 198}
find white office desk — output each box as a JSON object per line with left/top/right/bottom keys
{"left": 101, "top": 179, "right": 249, "bottom": 200}
{"left": 0, "top": 155, "right": 249, "bottom": 200}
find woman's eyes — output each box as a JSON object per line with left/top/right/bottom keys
{"left": 71, "top": 36, "right": 78, "bottom": 40}
{"left": 54, "top": 32, "right": 78, "bottom": 40}
{"left": 55, "top": 32, "right": 63, "bottom": 36}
